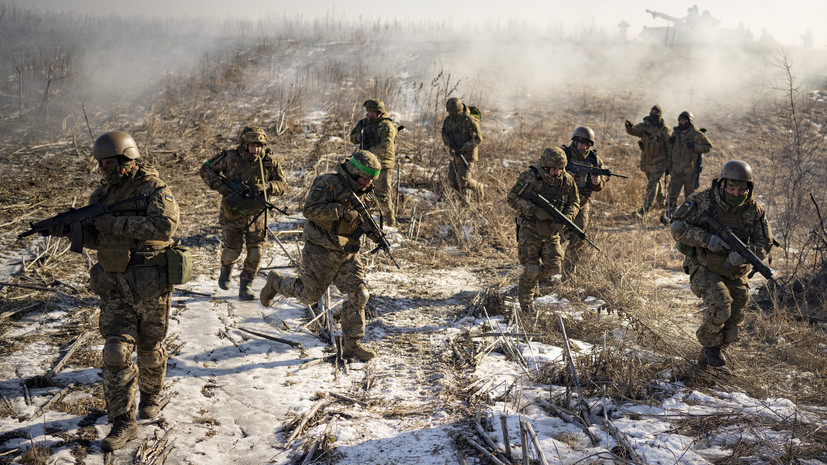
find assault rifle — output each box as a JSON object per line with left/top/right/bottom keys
{"left": 342, "top": 189, "right": 401, "bottom": 269}
{"left": 441, "top": 128, "right": 470, "bottom": 168}
{"left": 566, "top": 162, "right": 628, "bottom": 179}
{"left": 521, "top": 190, "right": 600, "bottom": 251}
{"left": 19, "top": 195, "right": 148, "bottom": 253}
{"left": 702, "top": 211, "right": 792, "bottom": 297}
{"left": 220, "top": 175, "right": 289, "bottom": 216}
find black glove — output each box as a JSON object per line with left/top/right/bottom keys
{"left": 625, "top": 120, "right": 633, "bottom": 128}
{"left": 254, "top": 182, "right": 267, "bottom": 195}
{"left": 218, "top": 185, "right": 233, "bottom": 196}
{"left": 40, "top": 223, "right": 69, "bottom": 237}
{"left": 686, "top": 141, "right": 695, "bottom": 149}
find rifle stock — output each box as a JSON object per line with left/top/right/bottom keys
{"left": 522, "top": 190, "right": 600, "bottom": 251}
{"left": 343, "top": 189, "right": 401, "bottom": 269}
{"left": 702, "top": 211, "right": 792, "bottom": 297}
{"left": 19, "top": 195, "right": 149, "bottom": 253}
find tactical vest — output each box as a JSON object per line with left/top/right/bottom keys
{"left": 517, "top": 167, "right": 569, "bottom": 237}
{"left": 696, "top": 193, "right": 751, "bottom": 278}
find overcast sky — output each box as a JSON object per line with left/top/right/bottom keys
{"left": 11, "top": 0, "right": 826, "bottom": 47}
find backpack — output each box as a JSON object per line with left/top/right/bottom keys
{"left": 467, "top": 105, "right": 482, "bottom": 123}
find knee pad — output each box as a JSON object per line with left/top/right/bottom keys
{"left": 350, "top": 285, "right": 370, "bottom": 309}
{"left": 522, "top": 263, "right": 540, "bottom": 282}
{"left": 246, "top": 245, "right": 261, "bottom": 263}
{"left": 102, "top": 337, "right": 133, "bottom": 370}
{"left": 708, "top": 304, "right": 732, "bottom": 326}
{"left": 722, "top": 326, "right": 739, "bottom": 344}
{"left": 137, "top": 346, "right": 167, "bottom": 369}
{"left": 221, "top": 247, "right": 241, "bottom": 265}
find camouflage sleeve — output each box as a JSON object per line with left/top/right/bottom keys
{"left": 366, "top": 120, "right": 396, "bottom": 165}
{"left": 441, "top": 119, "right": 451, "bottom": 148}
{"left": 460, "top": 116, "right": 482, "bottom": 153}
{"left": 81, "top": 189, "right": 106, "bottom": 250}
{"left": 693, "top": 130, "right": 712, "bottom": 154}
{"left": 748, "top": 204, "right": 773, "bottom": 259}
{"left": 506, "top": 171, "right": 540, "bottom": 217}
{"left": 303, "top": 176, "right": 345, "bottom": 224}
{"left": 200, "top": 151, "right": 227, "bottom": 191}
{"left": 626, "top": 123, "right": 645, "bottom": 138}
{"left": 115, "top": 182, "right": 180, "bottom": 242}
{"left": 561, "top": 175, "right": 580, "bottom": 221}
{"left": 348, "top": 120, "right": 363, "bottom": 146}
{"left": 264, "top": 156, "right": 288, "bottom": 196}
{"left": 669, "top": 195, "right": 711, "bottom": 248}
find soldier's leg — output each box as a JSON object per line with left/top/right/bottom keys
{"left": 447, "top": 158, "right": 462, "bottom": 193}
{"left": 373, "top": 167, "right": 395, "bottom": 225}
{"left": 690, "top": 266, "right": 733, "bottom": 348}
{"left": 334, "top": 255, "right": 375, "bottom": 360}
{"left": 277, "top": 242, "right": 343, "bottom": 305}
{"left": 665, "top": 176, "right": 683, "bottom": 218}
{"left": 563, "top": 204, "right": 590, "bottom": 276}
{"left": 643, "top": 170, "right": 663, "bottom": 212}
{"left": 458, "top": 160, "right": 483, "bottom": 201}
{"left": 99, "top": 297, "right": 139, "bottom": 420}
{"left": 720, "top": 277, "right": 750, "bottom": 350}
{"left": 682, "top": 174, "right": 697, "bottom": 199}
{"left": 539, "top": 234, "right": 564, "bottom": 278}
{"left": 517, "top": 233, "right": 542, "bottom": 311}
{"left": 219, "top": 224, "right": 244, "bottom": 288}
{"left": 240, "top": 224, "right": 267, "bottom": 282}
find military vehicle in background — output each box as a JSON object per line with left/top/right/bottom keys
{"left": 640, "top": 5, "right": 770, "bottom": 48}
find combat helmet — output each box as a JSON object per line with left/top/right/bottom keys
{"left": 678, "top": 111, "right": 694, "bottom": 125}
{"left": 719, "top": 160, "right": 753, "bottom": 186}
{"left": 446, "top": 97, "right": 463, "bottom": 113}
{"left": 239, "top": 126, "right": 267, "bottom": 146}
{"left": 363, "top": 99, "right": 386, "bottom": 112}
{"left": 570, "top": 126, "right": 595, "bottom": 146}
{"left": 347, "top": 150, "right": 381, "bottom": 179}
{"left": 539, "top": 147, "right": 567, "bottom": 169}
{"left": 92, "top": 132, "right": 140, "bottom": 160}
{"left": 650, "top": 104, "right": 663, "bottom": 116}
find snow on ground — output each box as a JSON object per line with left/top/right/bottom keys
{"left": 1, "top": 237, "right": 825, "bottom": 464}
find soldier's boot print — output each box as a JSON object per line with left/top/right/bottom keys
{"left": 238, "top": 278, "right": 255, "bottom": 301}
{"left": 342, "top": 338, "right": 376, "bottom": 361}
{"left": 699, "top": 346, "right": 726, "bottom": 368}
{"left": 259, "top": 271, "right": 282, "bottom": 307}
{"left": 218, "top": 265, "right": 232, "bottom": 290}
{"left": 101, "top": 415, "right": 138, "bottom": 452}
{"left": 138, "top": 391, "right": 162, "bottom": 420}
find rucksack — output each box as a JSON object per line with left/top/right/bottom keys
{"left": 467, "top": 105, "right": 482, "bottom": 123}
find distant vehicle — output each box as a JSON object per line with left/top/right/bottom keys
{"left": 640, "top": 5, "right": 765, "bottom": 48}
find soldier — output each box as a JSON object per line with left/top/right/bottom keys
{"left": 562, "top": 126, "right": 606, "bottom": 277}
{"left": 663, "top": 111, "right": 712, "bottom": 222}
{"left": 40, "top": 132, "right": 180, "bottom": 451}
{"left": 507, "top": 147, "right": 579, "bottom": 312}
{"left": 259, "top": 150, "right": 383, "bottom": 361}
{"left": 625, "top": 104, "right": 672, "bottom": 217}
{"left": 349, "top": 99, "right": 398, "bottom": 226}
{"left": 200, "top": 126, "right": 287, "bottom": 300}
{"left": 441, "top": 97, "right": 484, "bottom": 201}
{"left": 670, "top": 160, "right": 773, "bottom": 368}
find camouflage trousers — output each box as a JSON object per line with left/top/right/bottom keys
{"left": 666, "top": 172, "right": 697, "bottom": 215}
{"left": 275, "top": 241, "right": 368, "bottom": 339}
{"left": 562, "top": 201, "right": 592, "bottom": 276}
{"left": 642, "top": 167, "right": 666, "bottom": 211}
{"left": 91, "top": 262, "right": 172, "bottom": 420}
{"left": 448, "top": 158, "right": 483, "bottom": 200}
{"left": 689, "top": 264, "right": 749, "bottom": 349}
{"left": 517, "top": 227, "right": 564, "bottom": 308}
{"left": 220, "top": 214, "right": 267, "bottom": 281}
{"left": 374, "top": 165, "right": 395, "bottom": 224}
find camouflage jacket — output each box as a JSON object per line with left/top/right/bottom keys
{"left": 349, "top": 112, "right": 397, "bottom": 168}
{"left": 441, "top": 105, "right": 482, "bottom": 162}
{"left": 507, "top": 166, "right": 579, "bottom": 238}
{"left": 84, "top": 163, "right": 180, "bottom": 272}
{"left": 671, "top": 180, "right": 773, "bottom": 278}
{"left": 563, "top": 145, "right": 605, "bottom": 203}
{"left": 625, "top": 117, "right": 672, "bottom": 170}
{"left": 302, "top": 160, "right": 378, "bottom": 253}
{"left": 200, "top": 146, "right": 287, "bottom": 218}
{"left": 663, "top": 125, "right": 712, "bottom": 176}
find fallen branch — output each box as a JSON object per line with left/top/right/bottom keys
{"left": 329, "top": 391, "right": 368, "bottom": 407}
{"left": 296, "top": 355, "right": 335, "bottom": 370}
{"left": 301, "top": 415, "right": 337, "bottom": 465}
{"left": 471, "top": 332, "right": 544, "bottom": 338}
{"left": 284, "top": 399, "right": 327, "bottom": 449}
{"left": 237, "top": 327, "right": 302, "bottom": 348}
{"left": 30, "top": 383, "right": 74, "bottom": 420}
{"left": 457, "top": 433, "right": 507, "bottom": 465}
{"left": 523, "top": 419, "right": 550, "bottom": 465}
{"left": 45, "top": 330, "right": 94, "bottom": 380}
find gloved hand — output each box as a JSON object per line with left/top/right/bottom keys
{"left": 534, "top": 207, "right": 553, "bottom": 222}
{"left": 95, "top": 214, "right": 118, "bottom": 235}
{"left": 707, "top": 234, "right": 729, "bottom": 252}
{"left": 340, "top": 207, "right": 360, "bottom": 223}
{"left": 254, "top": 182, "right": 267, "bottom": 195}
{"left": 726, "top": 251, "right": 745, "bottom": 267}
{"left": 218, "top": 185, "right": 233, "bottom": 196}
{"left": 40, "top": 224, "right": 69, "bottom": 237}
{"left": 625, "top": 119, "right": 633, "bottom": 128}
{"left": 686, "top": 141, "right": 695, "bottom": 149}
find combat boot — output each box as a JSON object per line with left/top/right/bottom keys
{"left": 238, "top": 278, "right": 255, "bottom": 301}
{"left": 700, "top": 346, "right": 726, "bottom": 368}
{"left": 342, "top": 338, "right": 376, "bottom": 361}
{"left": 101, "top": 415, "right": 138, "bottom": 452}
{"left": 260, "top": 271, "right": 282, "bottom": 307}
{"left": 218, "top": 265, "right": 232, "bottom": 290}
{"left": 138, "top": 391, "right": 162, "bottom": 420}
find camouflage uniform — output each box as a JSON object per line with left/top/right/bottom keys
{"left": 84, "top": 163, "right": 180, "bottom": 422}
{"left": 349, "top": 100, "right": 398, "bottom": 225}
{"left": 625, "top": 108, "right": 672, "bottom": 212}
{"left": 663, "top": 113, "right": 712, "bottom": 216}
{"left": 441, "top": 98, "right": 483, "bottom": 199}
{"left": 507, "top": 148, "right": 579, "bottom": 310}
{"left": 261, "top": 154, "right": 382, "bottom": 357}
{"left": 562, "top": 144, "right": 605, "bottom": 275}
{"left": 670, "top": 178, "right": 772, "bottom": 353}
{"left": 200, "top": 144, "right": 287, "bottom": 284}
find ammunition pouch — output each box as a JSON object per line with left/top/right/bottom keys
{"left": 165, "top": 242, "right": 192, "bottom": 284}
{"left": 222, "top": 191, "right": 261, "bottom": 220}
{"left": 98, "top": 236, "right": 131, "bottom": 273}
{"left": 675, "top": 241, "right": 695, "bottom": 258}
{"left": 89, "top": 263, "right": 117, "bottom": 295}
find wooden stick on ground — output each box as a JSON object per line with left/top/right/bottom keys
{"left": 523, "top": 419, "right": 550, "bottom": 465}
{"left": 458, "top": 433, "right": 507, "bottom": 465}
{"left": 500, "top": 414, "right": 512, "bottom": 461}
{"left": 30, "top": 383, "right": 74, "bottom": 420}
{"left": 46, "top": 331, "right": 93, "bottom": 380}
{"left": 237, "top": 327, "right": 302, "bottom": 348}
{"left": 301, "top": 415, "right": 338, "bottom": 465}
{"left": 284, "top": 399, "right": 327, "bottom": 449}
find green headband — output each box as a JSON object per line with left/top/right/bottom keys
{"left": 350, "top": 157, "right": 380, "bottom": 177}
